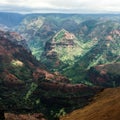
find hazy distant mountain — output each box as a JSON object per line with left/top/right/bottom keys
{"left": 0, "top": 12, "right": 24, "bottom": 27}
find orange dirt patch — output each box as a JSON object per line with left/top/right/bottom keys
{"left": 61, "top": 87, "right": 120, "bottom": 120}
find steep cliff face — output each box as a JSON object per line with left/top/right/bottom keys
{"left": 0, "top": 30, "right": 54, "bottom": 114}
{"left": 31, "top": 81, "right": 101, "bottom": 120}
{"left": 88, "top": 63, "right": 120, "bottom": 87}
{"left": 0, "top": 30, "right": 39, "bottom": 82}
{"left": 41, "top": 29, "right": 82, "bottom": 71}
{"left": 0, "top": 30, "right": 29, "bottom": 50}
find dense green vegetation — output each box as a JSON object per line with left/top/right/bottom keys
{"left": 15, "top": 14, "right": 120, "bottom": 84}
{"left": 1, "top": 13, "right": 120, "bottom": 85}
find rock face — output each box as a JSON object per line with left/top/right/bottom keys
{"left": 31, "top": 80, "right": 102, "bottom": 120}
{"left": 0, "top": 30, "right": 29, "bottom": 50}
{"left": 36, "top": 81, "right": 101, "bottom": 107}
{"left": 60, "top": 87, "right": 120, "bottom": 120}
{"left": 0, "top": 30, "right": 42, "bottom": 83}
{"left": 88, "top": 63, "right": 120, "bottom": 87}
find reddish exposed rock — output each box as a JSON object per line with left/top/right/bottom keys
{"left": 3, "top": 73, "right": 24, "bottom": 86}
{"left": 33, "top": 68, "right": 55, "bottom": 81}
{"left": 9, "top": 32, "right": 23, "bottom": 41}
{"left": 88, "top": 63, "right": 120, "bottom": 87}
{"left": 64, "top": 31, "right": 75, "bottom": 40}
{"left": 39, "top": 81, "right": 100, "bottom": 93}
{"left": 0, "top": 30, "right": 58, "bottom": 83}
{"left": 33, "top": 68, "right": 71, "bottom": 84}
{"left": 5, "top": 113, "right": 47, "bottom": 120}
{"left": 32, "top": 80, "right": 102, "bottom": 111}
{"left": 110, "top": 30, "right": 120, "bottom": 36}
{"left": 105, "top": 35, "right": 113, "bottom": 41}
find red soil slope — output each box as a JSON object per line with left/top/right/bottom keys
{"left": 61, "top": 87, "right": 120, "bottom": 120}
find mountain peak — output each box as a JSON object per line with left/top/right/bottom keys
{"left": 53, "top": 29, "right": 76, "bottom": 42}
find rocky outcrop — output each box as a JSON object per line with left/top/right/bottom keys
{"left": 32, "top": 80, "right": 102, "bottom": 119}
{"left": 0, "top": 30, "right": 29, "bottom": 51}
{"left": 3, "top": 72, "right": 24, "bottom": 86}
